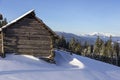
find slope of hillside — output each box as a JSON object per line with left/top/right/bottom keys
{"left": 0, "top": 51, "right": 120, "bottom": 80}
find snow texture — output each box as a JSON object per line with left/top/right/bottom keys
{"left": 0, "top": 50, "right": 120, "bottom": 80}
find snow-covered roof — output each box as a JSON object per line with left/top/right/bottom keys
{"left": 0, "top": 9, "right": 34, "bottom": 31}
{"left": 0, "top": 9, "right": 59, "bottom": 38}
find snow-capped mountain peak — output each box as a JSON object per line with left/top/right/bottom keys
{"left": 88, "top": 32, "right": 114, "bottom": 37}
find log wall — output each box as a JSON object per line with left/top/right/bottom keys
{"left": 3, "top": 16, "right": 54, "bottom": 58}
{"left": 0, "top": 31, "right": 4, "bottom": 56}
{"left": 0, "top": 32, "right": 2, "bottom": 54}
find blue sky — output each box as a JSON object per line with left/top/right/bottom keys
{"left": 0, "top": 0, "right": 120, "bottom": 35}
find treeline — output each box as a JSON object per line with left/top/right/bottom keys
{"left": 0, "top": 14, "right": 8, "bottom": 27}
{"left": 55, "top": 36, "right": 120, "bottom": 66}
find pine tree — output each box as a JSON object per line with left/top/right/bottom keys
{"left": 75, "top": 41, "right": 81, "bottom": 55}
{"left": 66, "top": 42, "right": 69, "bottom": 49}
{"left": 108, "top": 36, "right": 114, "bottom": 63}
{"left": 87, "top": 45, "right": 92, "bottom": 55}
{"left": 55, "top": 37, "right": 60, "bottom": 48}
{"left": 90, "top": 45, "right": 94, "bottom": 58}
{"left": 60, "top": 35, "right": 66, "bottom": 48}
{"left": 94, "top": 36, "right": 104, "bottom": 58}
{"left": 82, "top": 41, "right": 89, "bottom": 56}
{"left": 106, "top": 36, "right": 114, "bottom": 59}
{"left": 114, "top": 42, "right": 119, "bottom": 66}
{"left": 2, "top": 18, "right": 7, "bottom": 26}
{"left": 0, "top": 13, "right": 3, "bottom": 20}
{"left": 90, "top": 45, "right": 94, "bottom": 53}
{"left": 0, "top": 17, "right": 8, "bottom": 27}
{"left": 102, "top": 36, "right": 114, "bottom": 63}
{"left": 69, "top": 37, "right": 76, "bottom": 52}
{"left": 0, "top": 21, "right": 2, "bottom": 27}
{"left": 103, "top": 43, "right": 109, "bottom": 57}
{"left": 108, "top": 36, "right": 113, "bottom": 56}
{"left": 0, "top": 14, "right": 3, "bottom": 27}
{"left": 55, "top": 35, "right": 67, "bottom": 49}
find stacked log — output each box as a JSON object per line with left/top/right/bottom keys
{"left": 3, "top": 17, "right": 53, "bottom": 58}
{"left": 0, "top": 33, "right": 2, "bottom": 53}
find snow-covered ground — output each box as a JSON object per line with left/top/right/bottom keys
{"left": 0, "top": 50, "right": 120, "bottom": 80}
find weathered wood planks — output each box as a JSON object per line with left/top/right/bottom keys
{"left": 2, "top": 15, "right": 55, "bottom": 58}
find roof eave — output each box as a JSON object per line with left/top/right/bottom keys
{"left": 1, "top": 9, "right": 35, "bottom": 30}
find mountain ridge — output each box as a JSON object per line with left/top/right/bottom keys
{"left": 55, "top": 31, "right": 120, "bottom": 44}
{"left": 83, "top": 32, "right": 115, "bottom": 37}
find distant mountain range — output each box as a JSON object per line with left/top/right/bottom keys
{"left": 85, "top": 32, "right": 114, "bottom": 37}
{"left": 55, "top": 31, "right": 120, "bottom": 45}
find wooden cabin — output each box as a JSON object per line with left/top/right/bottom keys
{"left": 0, "top": 10, "right": 58, "bottom": 59}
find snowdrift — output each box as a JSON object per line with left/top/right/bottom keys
{"left": 0, "top": 50, "right": 120, "bottom": 80}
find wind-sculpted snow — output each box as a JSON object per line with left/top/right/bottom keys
{"left": 0, "top": 51, "right": 120, "bottom": 80}
{"left": 54, "top": 50, "right": 84, "bottom": 69}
